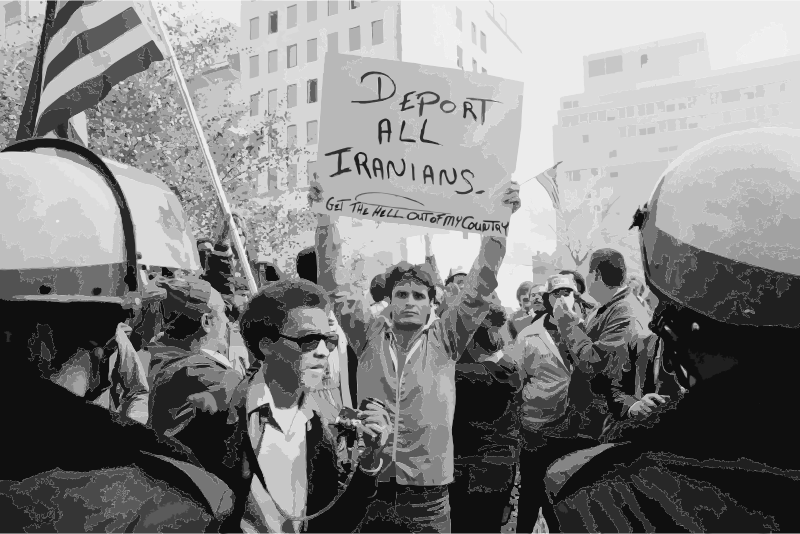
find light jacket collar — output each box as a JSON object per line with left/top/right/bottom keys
{"left": 245, "top": 371, "right": 317, "bottom": 430}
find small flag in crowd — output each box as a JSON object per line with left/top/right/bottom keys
{"left": 532, "top": 162, "right": 563, "bottom": 211}
{"left": 17, "top": 0, "right": 170, "bottom": 141}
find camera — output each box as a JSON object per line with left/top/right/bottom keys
{"left": 331, "top": 397, "right": 386, "bottom": 447}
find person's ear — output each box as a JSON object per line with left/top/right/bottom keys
{"left": 201, "top": 312, "right": 213, "bottom": 333}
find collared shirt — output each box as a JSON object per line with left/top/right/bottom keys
{"left": 243, "top": 372, "right": 319, "bottom": 533}
{"left": 316, "top": 221, "right": 504, "bottom": 487}
{"left": 201, "top": 349, "right": 233, "bottom": 369}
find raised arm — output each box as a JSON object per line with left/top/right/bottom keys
{"left": 310, "top": 178, "right": 373, "bottom": 354}
{"left": 423, "top": 234, "right": 443, "bottom": 287}
{"left": 440, "top": 183, "right": 521, "bottom": 359}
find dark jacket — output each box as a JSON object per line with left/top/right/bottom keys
{"left": 147, "top": 344, "right": 243, "bottom": 491}
{"left": 223, "top": 369, "right": 381, "bottom": 533}
{"left": 558, "top": 287, "right": 639, "bottom": 435}
{"left": 0, "top": 375, "right": 220, "bottom": 532}
{"left": 547, "top": 365, "right": 800, "bottom": 532}
{"left": 453, "top": 356, "right": 522, "bottom": 460}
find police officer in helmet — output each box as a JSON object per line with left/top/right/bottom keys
{"left": 543, "top": 128, "right": 800, "bottom": 532}
{"left": 0, "top": 141, "right": 230, "bottom": 531}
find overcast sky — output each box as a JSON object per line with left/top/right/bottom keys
{"left": 197, "top": 0, "right": 800, "bottom": 305}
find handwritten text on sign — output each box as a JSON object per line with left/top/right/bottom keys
{"left": 313, "top": 54, "right": 524, "bottom": 237}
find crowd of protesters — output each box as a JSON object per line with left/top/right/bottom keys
{"left": 6, "top": 120, "right": 799, "bottom": 534}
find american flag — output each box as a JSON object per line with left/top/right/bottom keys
{"left": 16, "top": 0, "right": 170, "bottom": 141}
{"left": 533, "top": 162, "right": 563, "bottom": 212}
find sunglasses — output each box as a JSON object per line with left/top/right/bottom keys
{"left": 279, "top": 332, "right": 339, "bottom": 352}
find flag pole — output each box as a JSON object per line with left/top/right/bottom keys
{"left": 152, "top": 6, "right": 258, "bottom": 294}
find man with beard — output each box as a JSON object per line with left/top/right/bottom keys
{"left": 450, "top": 302, "right": 523, "bottom": 534}
{"left": 231, "top": 280, "right": 392, "bottom": 533}
{"left": 543, "top": 128, "right": 800, "bottom": 532}
{"left": 309, "top": 179, "right": 523, "bottom": 532}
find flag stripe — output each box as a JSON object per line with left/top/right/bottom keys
{"left": 36, "top": 40, "right": 163, "bottom": 136}
{"left": 535, "top": 170, "right": 561, "bottom": 211}
{"left": 49, "top": 1, "right": 89, "bottom": 40}
{"left": 43, "top": 7, "right": 142, "bottom": 90}
{"left": 37, "top": 23, "right": 157, "bottom": 119}
{"left": 44, "top": 1, "right": 131, "bottom": 78}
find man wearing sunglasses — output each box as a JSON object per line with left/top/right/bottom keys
{"left": 308, "top": 178, "right": 522, "bottom": 533}
{"left": 232, "top": 279, "right": 392, "bottom": 533}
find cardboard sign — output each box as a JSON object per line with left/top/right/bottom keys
{"left": 313, "top": 54, "right": 524, "bottom": 237}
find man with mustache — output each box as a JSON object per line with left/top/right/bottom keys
{"left": 507, "top": 282, "right": 545, "bottom": 342}
{"left": 309, "top": 178, "right": 522, "bottom": 532}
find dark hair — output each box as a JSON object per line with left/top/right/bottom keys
{"left": 384, "top": 262, "right": 437, "bottom": 301}
{"left": 2, "top": 301, "right": 129, "bottom": 381}
{"left": 559, "top": 270, "right": 586, "bottom": 295}
{"left": 195, "top": 237, "right": 214, "bottom": 248}
{"left": 370, "top": 273, "right": 388, "bottom": 303}
{"left": 159, "top": 313, "right": 207, "bottom": 351}
{"left": 296, "top": 247, "right": 317, "bottom": 284}
{"left": 588, "top": 248, "right": 627, "bottom": 288}
{"left": 239, "top": 279, "right": 331, "bottom": 359}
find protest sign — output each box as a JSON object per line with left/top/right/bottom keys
{"left": 313, "top": 53, "right": 524, "bottom": 237}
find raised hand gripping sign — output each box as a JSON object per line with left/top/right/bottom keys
{"left": 314, "top": 53, "right": 524, "bottom": 238}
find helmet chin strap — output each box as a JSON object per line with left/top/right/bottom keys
{"left": 653, "top": 317, "right": 700, "bottom": 390}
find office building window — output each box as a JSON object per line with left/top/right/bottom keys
{"left": 268, "top": 89, "right": 277, "bottom": 114}
{"left": 589, "top": 112, "right": 597, "bottom": 122}
{"left": 580, "top": 114, "right": 587, "bottom": 123}
{"left": 669, "top": 146, "right": 678, "bottom": 152}
{"left": 573, "top": 101, "right": 579, "bottom": 108}
{"left": 456, "top": 7, "right": 462, "bottom": 30}
{"left": 350, "top": 0, "right": 359, "bottom": 8}
{"left": 756, "top": 85, "right": 765, "bottom": 98}
{"left": 647, "top": 103, "right": 654, "bottom": 114}
{"left": 269, "top": 11, "right": 278, "bottom": 33}
{"left": 307, "top": 38, "right": 317, "bottom": 62}
{"left": 307, "top": 120, "right": 318, "bottom": 145}
{"left": 329, "top": 0, "right": 338, "bottom": 15}
{"left": 249, "top": 93, "right": 259, "bottom": 116}
{"left": 268, "top": 169, "right": 278, "bottom": 191}
{"left": 288, "top": 164, "right": 298, "bottom": 189}
{"left": 609, "top": 150, "right": 617, "bottom": 158}
{"left": 249, "top": 55, "right": 259, "bottom": 78}
{"left": 780, "top": 82, "right": 786, "bottom": 92}
{"left": 250, "top": 17, "right": 259, "bottom": 39}
{"left": 770, "top": 103, "right": 780, "bottom": 116}
{"left": 5, "top": 1, "right": 21, "bottom": 25}
{"left": 471, "top": 23, "right": 476, "bottom": 44}
{"left": 472, "top": 59, "right": 477, "bottom": 72}
{"left": 666, "top": 103, "right": 675, "bottom": 112}
{"left": 287, "top": 4, "right": 297, "bottom": 28}
{"left": 328, "top": 32, "right": 338, "bottom": 52}
{"left": 306, "top": 160, "right": 317, "bottom": 185}
{"left": 308, "top": 1, "right": 317, "bottom": 21}
{"left": 688, "top": 122, "right": 698, "bottom": 129}
{"left": 566, "top": 171, "right": 581, "bottom": 181}
{"left": 287, "top": 84, "right": 297, "bottom": 108}
{"left": 457, "top": 46, "right": 463, "bottom": 69}
{"left": 268, "top": 50, "right": 277, "bottom": 73}
{"left": 641, "top": 54, "right": 648, "bottom": 66}
{"left": 482, "top": 67, "right": 487, "bottom": 74}
{"left": 288, "top": 125, "right": 298, "bottom": 148}
{"left": 588, "top": 55, "right": 622, "bottom": 77}
{"left": 372, "top": 19, "right": 383, "bottom": 45}
{"left": 349, "top": 26, "right": 360, "bottom": 51}
{"left": 609, "top": 171, "right": 618, "bottom": 178}
{"left": 659, "top": 146, "right": 669, "bottom": 153}
{"left": 480, "top": 32, "right": 486, "bottom": 53}
{"left": 308, "top": 79, "right": 318, "bottom": 103}
{"left": 723, "top": 111, "right": 731, "bottom": 123}
{"left": 746, "top": 107, "right": 756, "bottom": 121}
{"left": 583, "top": 135, "right": 589, "bottom": 143}
{"left": 628, "top": 125, "right": 636, "bottom": 136}
{"left": 619, "top": 127, "right": 626, "bottom": 138}
{"left": 287, "top": 44, "right": 297, "bottom": 68}
{"left": 564, "top": 102, "right": 573, "bottom": 110}
{"left": 598, "top": 110, "right": 606, "bottom": 121}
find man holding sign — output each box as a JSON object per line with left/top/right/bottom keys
{"left": 311, "top": 53, "right": 524, "bottom": 238}
{"left": 309, "top": 175, "right": 522, "bottom": 532}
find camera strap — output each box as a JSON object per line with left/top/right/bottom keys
{"left": 244, "top": 407, "right": 362, "bottom": 524}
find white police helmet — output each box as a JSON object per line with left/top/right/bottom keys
{"left": 1, "top": 139, "right": 139, "bottom": 304}
{"left": 632, "top": 127, "right": 800, "bottom": 329}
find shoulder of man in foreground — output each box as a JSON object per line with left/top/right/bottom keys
{"left": 0, "top": 380, "right": 232, "bottom": 532}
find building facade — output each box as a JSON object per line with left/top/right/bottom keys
{"left": 554, "top": 32, "right": 800, "bottom": 252}
{"left": 238, "top": 0, "right": 522, "bottom": 269}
